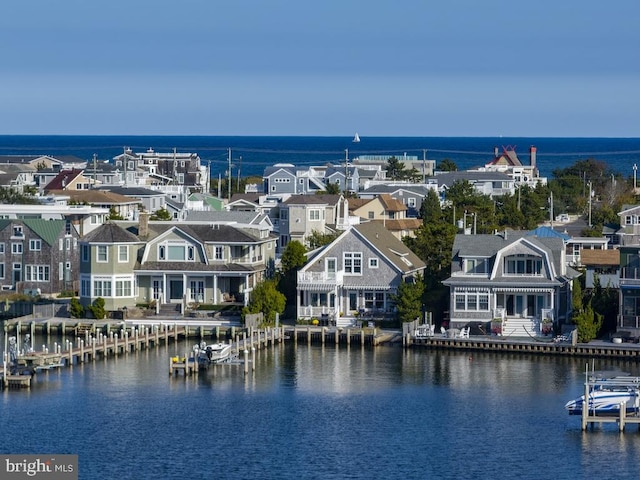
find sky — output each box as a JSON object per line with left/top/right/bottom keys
{"left": 0, "top": 0, "right": 638, "bottom": 137}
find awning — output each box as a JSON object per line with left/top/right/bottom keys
{"left": 492, "top": 287, "right": 554, "bottom": 293}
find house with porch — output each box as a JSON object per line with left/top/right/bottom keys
{"left": 79, "top": 216, "right": 276, "bottom": 312}
{"left": 443, "top": 231, "right": 580, "bottom": 336}
{"left": 296, "top": 221, "right": 425, "bottom": 327}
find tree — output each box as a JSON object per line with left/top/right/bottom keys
{"left": 108, "top": 206, "right": 124, "bottom": 221}
{"left": 280, "top": 241, "right": 306, "bottom": 273}
{"left": 87, "top": 297, "right": 106, "bottom": 320}
{"left": 279, "top": 240, "right": 307, "bottom": 306}
{"left": 320, "top": 182, "right": 341, "bottom": 195}
{"left": 69, "top": 297, "right": 85, "bottom": 319}
{"left": 307, "top": 230, "right": 339, "bottom": 250}
{"left": 573, "top": 300, "right": 603, "bottom": 343}
{"left": 386, "top": 156, "right": 409, "bottom": 180}
{"left": 419, "top": 189, "right": 443, "bottom": 225}
{"left": 390, "top": 276, "right": 425, "bottom": 323}
{"left": 150, "top": 208, "right": 172, "bottom": 221}
{"left": 438, "top": 159, "right": 458, "bottom": 172}
{"left": 244, "top": 279, "right": 286, "bottom": 325}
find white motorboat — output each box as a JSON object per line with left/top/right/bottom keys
{"left": 196, "top": 342, "right": 232, "bottom": 364}
{"left": 565, "top": 375, "right": 640, "bottom": 416}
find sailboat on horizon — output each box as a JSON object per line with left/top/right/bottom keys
{"left": 352, "top": 132, "right": 360, "bottom": 143}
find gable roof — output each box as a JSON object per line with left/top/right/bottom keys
{"left": 283, "top": 194, "right": 341, "bottom": 206}
{"left": 44, "top": 169, "right": 85, "bottom": 191}
{"left": 352, "top": 222, "right": 425, "bottom": 273}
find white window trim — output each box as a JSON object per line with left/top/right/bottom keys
{"left": 118, "top": 245, "right": 129, "bottom": 263}
{"left": 96, "top": 245, "right": 109, "bottom": 263}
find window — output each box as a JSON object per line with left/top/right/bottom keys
{"left": 81, "top": 244, "right": 89, "bottom": 262}
{"left": 118, "top": 245, "right": 128, "bottom": 263}
{"left": 29, "top": 239, "right": 41, "bottom": 251}
{"left": 408, "top": 198, "right": 416, "bottom": 208}
{"left": 25, "top": 265, "right": 50, "bottom": 282}
{"left": 504, "top": 255, "right": 542, "bottom": 275}
{"left": 454, "top": 291, "right": 490, "bottom": 312}
{"left": 214, "top": 246, "right": 224, "bottom": 260}
{"left": 115, "top": 280, "right": 132, "bottom": 297}
{"left": 12, "top": 226, "right": 23, "bottom": 237}
{"left": 364, "top": 292, "right": 385, "bottom": 310}
{"left": 94, "top": 280, "right": 112, "bottom": 297}
{"left": 369, "top": 258, "right": 379, "bottom": 268}
{"left": 368, "top": 211, "right": 374, "bottom": 219}
{"left": 465, "top": 258, "right": 487, "bottom": 274}
{"left": 280, "top": 209, "right": 288, "bottom": 220}
{"left": 0, "top": 263, "right": 4, "bottom": 279}
{"left": 344, "top": 252, "right": 362, "bottom": 275}
{"left": 11, "top": 243, "right": 22, "bottom": 254}
{"left": 81, "top": 279, "right": 90, "bottom": 297}
{"left": 309, "top": 209, "right": 321, "bottom": 221}
{"left": 0, "top": 243, "right": 4, "bottom": 255}
{"left": 97, "top": 245, "right": 108, "bottom": 262}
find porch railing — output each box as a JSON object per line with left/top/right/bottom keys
{"left": 297, "top": 270, "right": 344, "bottom": 286}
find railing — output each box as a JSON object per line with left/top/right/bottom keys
{"left": 298, "top": 306, "right": 337, "bottom": 319}
{"left": 297, "top": 270, "right": 344, "bottom": 286}
{"left": 619, "top": 315, "right": 640, "bottom": 329}
{"left": 620, "top": 268, "right": 640, "bottom": 282}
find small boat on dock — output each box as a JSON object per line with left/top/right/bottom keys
{"left": 196, "top": 342, "right": 232, "bottom": 365}
{"left": 565, "top": 373, "right": 640, "bottom": 416}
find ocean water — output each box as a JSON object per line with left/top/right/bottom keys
{"left": 0, "top": 135, "right": 639, "bottom": 180}
{"left": 2, "top": 339, "right": 640, "bottom": 480}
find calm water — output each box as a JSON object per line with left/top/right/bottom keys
{"left": 0, "top": 135, "right": 639, "bottom": 179}
{"left": 2, "top": 338, "right": 640, "bottom": 480}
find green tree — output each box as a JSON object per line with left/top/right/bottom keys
{"left": 390, "top": 276, "right": 425, "bottom": 323}
{"left": 279, "top": 240, "right": 307, "bottom": 307}
{"left": 150, "top": 208, "right": 172, "bottom": 221}
{"left": 244, "top": 279, "right": 286, "bottom": 325}
{"left": 419, "top": 189, "right": 443, "bottom": 225}
{"left": 108, "top": 206, "right": 124, "bottom": 221}
{"left": 69, "top": 297, "right": 85, "bottom": 319}
{"left": 280, "top": 241, "right": 307, "bottom": 273}
{"left": 87, "top": 297, "right": 106, "bottom": 320}
{"left": 307, "top": 230, "right": 339, "bottom": 250}
{"left": 320, "top": 182, "right": 341, "bottom": 195}
{"left": 386, "top": 156, "right": 409, "bottom": 180}
{"left": 573, "top": 300, "right": 603, "bottom": 343}
{"left": 438, "top": 159, "right": 458, "bottom": 171}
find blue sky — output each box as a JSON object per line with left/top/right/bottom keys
{"left": 1, "top": 0, "right": 638, "bottom": 137}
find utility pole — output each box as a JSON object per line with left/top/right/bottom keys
{"left": 588, "top": 181, "right": 592, "bottom": 227}
{"left": 550, "top": 191, "right": 554, "bottom": 229}
{"left": 92, "top": 153, "right": 97, "bottom": 189}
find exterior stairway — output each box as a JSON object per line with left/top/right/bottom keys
{"left": 502, "top": 318, "right": 537, "bottom": 337}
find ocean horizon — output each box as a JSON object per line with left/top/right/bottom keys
{"left": 0, "top": 135, "right": 639, "bottom": 180}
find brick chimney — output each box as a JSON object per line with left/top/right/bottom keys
{"left": 530, "top": 146, "right": 537, "bottom": 169}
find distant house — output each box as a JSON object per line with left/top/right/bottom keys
{"left": 0, "top": 218, "right": 80, "bottom": 294}
{"left": 443, "top": 231, "right": 580, "bottom": 336}
{"left": 263, "top": 164, "right": 298, "bottom": 195}
{"left": 296, "top": 222, "right": 425, "bottom": 326}
{"left": 618, "top": 245, "right": 640, "bottom": 335}
{"left": 349, "top": 194, "right": 407, "bottom": 221}
{"left": 580, "top": 249, "right": 620, "bottom": 289}
{"left": 42, "top": 169, "right": 95, "bottom": 192}
{"left": 433, "top": 171, "right": 515, "bottom": 200}
{"left": 47, "top": 189, "right": 141, "bottom": 220}
{"left": 277, "top": 194, "right": 342, "bottom": 249}
{"left": 359, "top": 184, "right": 434, "bottom": 218}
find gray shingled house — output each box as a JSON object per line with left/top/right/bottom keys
{"left": 442, "top": 231, "right": 580, "bottom": 336}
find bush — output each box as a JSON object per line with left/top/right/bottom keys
{"left": 69, "top": 297, "right": 84, "bottom": 319}
{"left": 87, "top": 297, "right": 106, "bottom": 320}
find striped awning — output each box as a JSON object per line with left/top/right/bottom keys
{"left": 492, "top": 287, "right": 554, "bottom": 293}
{"left": 345, "top": 285, "right": 393, "bottom": 291}
{"left": 298, "top": 284, "right": 336, "bottom": 292}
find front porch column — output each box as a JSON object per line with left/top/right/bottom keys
{"left": 244, "top": 274, "right": 249, "bottom": 307}
{"left": 296, "top": 287, "right": 301, "bottom": 320}
{"left": 213, "top": 275, "right": 218, "bottom": 304}
{"left": 335, "top": 285, "right": 340, "bottom": 322}
{"left": 162, "top": 273, "right": 167, "bottom": 303}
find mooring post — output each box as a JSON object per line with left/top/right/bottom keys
{"left": 244, "top": 348, "right": 249, "bottom": 375}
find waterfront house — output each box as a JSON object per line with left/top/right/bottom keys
{"left": 443, "top": 231, "right": 580, "bottom": 336}
{"left": 79, "top": 216, "right": 276, "bottom": 313}
{"left": 263, "top": 164, "right": 298, "bottom": 194}
{"left": 296, "top": 221, "right": 425, "bottom": 326}
{"left": 358, "top": 184, "right": 434, "bottom": 218}
{"left": 0, "top": 218, "right": 80, "bottom": 295}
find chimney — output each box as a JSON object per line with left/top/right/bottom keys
{"left": 139, "top": 212, "right": 150, "bottom": 238}
{"left": 530, "top": 146, "right": 537, "bottom": 169}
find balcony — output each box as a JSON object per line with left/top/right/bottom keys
{"left": 620, "top": 267, "right": 640, "bottom": 285}
{"left": 297, "top": 270, "right": 344, "bottom": 290}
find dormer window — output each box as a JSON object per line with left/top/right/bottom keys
{"left": 12, "top": 226, "right": 23, "bottom": 237}
{"left": 504, "top": 255, "right": 542, "bottom": 275}
{"left": 465, "top": 258, "right": 487, "bottom": 274}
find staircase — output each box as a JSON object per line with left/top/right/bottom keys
{"left": 157, "top": 303, "right": 181, "bottom": 317}
{"left": 502, "top": 318, "right": 537, "bottom": 338}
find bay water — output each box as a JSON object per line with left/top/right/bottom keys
{"left": 1, "top": 336, "right": 640, "bottom": 479}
